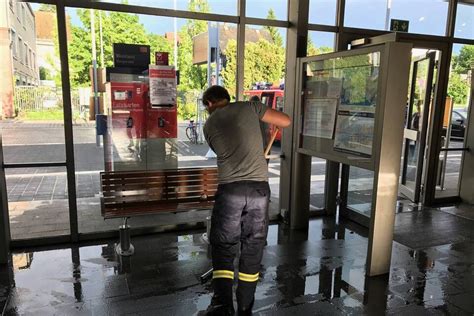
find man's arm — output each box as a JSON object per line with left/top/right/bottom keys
{"left": 261, "top": 108, "right": 291, "bottom": 128}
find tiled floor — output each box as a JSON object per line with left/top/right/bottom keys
{"left": 1, "top": 205, "right": 473, "bottom": 315}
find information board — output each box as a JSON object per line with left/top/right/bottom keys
{"left": 301, "top": 51, "right": 380, "bottom": 157}
{"left": 302, "top": 98, "right": 338, "bottom": 139}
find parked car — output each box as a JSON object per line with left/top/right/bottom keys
{"left": 442, "top": 109, "right": 468, "bottom": 141}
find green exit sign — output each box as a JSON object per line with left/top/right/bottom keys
{"left": 390, "top": 19, "right": 409, "bottom": 32}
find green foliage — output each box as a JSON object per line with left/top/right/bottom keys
{"left": 38, "top": 4, "right": 55, "bottom": 12}
{"left": 307, "top": 37, "right": 333, "bottom": 56}
{"left": 220, "top": 39, "right": 285, "bottom": 99}
{"left": 452, "top": 45, "right": 474, "bottom": 74}
{"left": 264, "top": 9, "right": 283, "bottom": 48}
{"left": 177, "top": 0, "right": 210, "bottom": 91}
{"left": 448, "top": 72, "right": 469, "bottom": 104}
{"left": 39, "top": 66, "right": 51, "bottom": 80}
{"left": 67, "top": 9, "right": 172, "bottom": 87}
{"left": 18, "top": 109, "right": 64, "bottom": 121}
{"left": 178, "top": 103, "right": 197, "bottom": 120}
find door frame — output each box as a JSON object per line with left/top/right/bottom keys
{"left": 399, "top": 52, "right": 437, "bottom": 203}
{"left": 336, "top": 32, "right": 453, "bottom": 207}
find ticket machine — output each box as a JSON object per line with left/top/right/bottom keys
{"left": 103, "top": 44, "right": 178, "bottom": 171}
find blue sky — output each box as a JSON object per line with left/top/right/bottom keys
{"left": 33, "top": 0, "right": 473, "bottom": 50}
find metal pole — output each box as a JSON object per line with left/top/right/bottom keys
{"left": 207, "top": 21, "right": 212, "bottom": 87}
{"left": 236, "top": 0, "right": 246, "bottom": 100}
{"left": 57, "top": 3, "right": 79, "bottom": 242}
{"left": 0, "top": 137, "right": 11, "bottom": 264}
{"left": 174, "top": 0, "right": 178, "bottom": 68}
{"left": 99, "top": 10, "right": 104, "bottom": 68}
{"left": 384, "top": 0, "right": 392, "bottom": 31}
{"left": 215, "top": 23, "right": 220, "bottom": 85}
{"left": 91, "top": 9, "right": 100, "bottom": 146}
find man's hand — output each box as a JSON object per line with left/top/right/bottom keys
{"left": 261, "top": 108, "right": 291, "bottom": 128}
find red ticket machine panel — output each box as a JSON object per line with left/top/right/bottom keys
{"left": 147, "top": 106, "right": 178, "bottom": 138}
{"left": 110, "top": 82, "right": 147, "bottom": 139}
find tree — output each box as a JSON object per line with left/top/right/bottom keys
{"left": 220, "top": 38, "right": 285, "bottom": 99}
{"left": 307, "top": 37, "right": 333, "bottom": 56}
{"left": 448, "top": 72, "right": 469, "bottom": 104}
{"left": 264, "top": 9, "right": 283, "bottom": 48}
{"left": 177, "top": 0, "right": 210, "bottom": 91}
{"left": 452, "top": 45, "right": 474, "bottom": 74}
{"left": 66, "top": 9, "right": 171, "bottom": 87}
{"left": 38, "top": 4, "right": 55, "bottom": 12}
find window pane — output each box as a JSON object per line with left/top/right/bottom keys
{"left": 3, "top": 5, "right": 64, "bottom": 164}
{"left": 307, "top": 31, "right": 335, "bottom": 56}
{"left": 6, "top": 167, "right": 70, "bottom": 240}
{"left": 309, "top": 0, "right": 337, "bottom": 26}
{"left": 436, "top": 44, "right": 473, "bottom": 198}
{"left": 455, "top": 3, "right": 474, "bottom": 39}
{"left": 246, "top": 0, "right": 287, "bottom": 20}
{"left": 344, "top": 0, "right": 448, "bottom": 36}
{"left": 65, "top": 7, "right": 239, "bottom": 233}
{"left": 98, "top": 0, "right": 237, "bottom": 16}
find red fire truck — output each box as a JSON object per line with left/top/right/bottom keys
{"left": 243, "top": 89, "right": 285, "bottom": 142}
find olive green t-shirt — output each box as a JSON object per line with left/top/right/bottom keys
{"left": 204, "top": 101, "right": 268, "bottom": 184}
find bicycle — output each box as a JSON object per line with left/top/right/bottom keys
{"left": 186, "top": 120, "right": 199, "bottom": 144}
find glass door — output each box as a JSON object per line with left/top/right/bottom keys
{"left": 399, "top": 52, "right": 436, "bottom": 203}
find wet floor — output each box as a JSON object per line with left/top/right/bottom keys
{"left": 1, "top": 215, "right": 473, "bottom": 315}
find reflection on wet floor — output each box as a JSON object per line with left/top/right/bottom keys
{"left": 1, "top": 216, "right": 473, "bottom": 315}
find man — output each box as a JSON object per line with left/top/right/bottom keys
{"left": 202, "top": 86, "right": 291, "bottom": 315}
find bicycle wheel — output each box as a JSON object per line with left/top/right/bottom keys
{"left": 186, "top": 127, "right": 196, "bottom": 143}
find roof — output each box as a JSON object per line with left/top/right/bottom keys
{"left": 35, "top": 11, "right": 71, "bottom": 41}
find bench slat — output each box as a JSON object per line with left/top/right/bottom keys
{"left": 103, "top": 201, "right": 214, "bottom": 219}
{"left": 101, "top": 179, "right": 219, "bottom": 192}
{"left": 101, "top": 173, "right": 218, "bottom": 185}
{"left": 101, "top": 167, "right": 219, "bottom": 219}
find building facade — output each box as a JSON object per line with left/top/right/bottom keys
{"left": 0, "top": 0, "right": 38, "bottom": 118}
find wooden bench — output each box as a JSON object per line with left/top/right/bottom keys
{"left": 100, "top": 167, "right": 218, "bottom": 255}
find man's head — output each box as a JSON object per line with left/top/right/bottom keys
{"left": 249, "top": 95, "right": 260, "bottom": 102}
{"left": 202, "top": 85, "right": 230, "bottom": 112}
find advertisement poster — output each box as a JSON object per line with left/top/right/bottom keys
{"left": 303, "top": 98, "right": 338, "bottom": 139}
{"left": 149, "top": 65, "right": 176, "bottom": 106}
{"left": 333, "top": 110, "right": 375, "bottom": 157}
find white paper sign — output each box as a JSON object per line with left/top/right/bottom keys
{"left": 302, "top": 98, "right": 338, "bottom": 139}
{"left": 149, "top": 65, "right": 176, "bottom": 105}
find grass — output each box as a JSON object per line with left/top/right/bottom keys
{"left": 19, "top": 109, "right": 64, "bottom": 121}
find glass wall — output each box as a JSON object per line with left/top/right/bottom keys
{"left": 6, "top": 167, "right": 70, "bottom": 240}
{"left": 99, "top": 0, "right": 238, "bottom": 16}
{"left": 347, "top": 167, "right": 374, "bottom": 218}
{"left": 65, "top": 5, "right": 241, "bottom": 232}
{"left": 2, "top": 2, "right": 70, "bottom": 240}
{"left": 246, "top": 0, "right": 287, "bottom": 20}
{"left": 436, "top": 44, "right": 473, "bottom": 198}
{"left": 344, "top": 0, "right": 449, "bottom": 36}
{"left": 244, "top": 25, "right": 286, "bottom": 218}
{"left": 307, "top": 31, "right": 335, "bottom": 56}
{"left": 309, "top": 0, "right": 337, "bottom": 26}
{"left": 455, "top": 3, "right": 474, "bottom": 40}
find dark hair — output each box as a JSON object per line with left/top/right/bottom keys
{"left": 249, "top": 95, "right": 260, "bottom": 102}
{"left": 202, "top": 85, "right": 230, "bottom": 106}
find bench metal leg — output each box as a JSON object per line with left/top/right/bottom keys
{"left": 115, "top": 217, "right": 134, "bottom": 256}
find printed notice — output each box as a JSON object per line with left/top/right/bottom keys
{"left": 302, "top": 98, "right": 338, "bottom": 139}
{"left": 149, "top": 65, "right": 176, "bottom": 105}
{"left": 333, "top": 110, "right": 375, "bottom": 157}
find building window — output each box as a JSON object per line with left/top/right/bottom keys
{"left": 11, "top": 29, "right": 17, "bottom": 57}
{"left": 18, "top": 37, "right": 23, "bottom": 63}
{"left": 21, "top": 4, "right": 26, "bottom": 26}
{"left": 24, "top": 43, "right": 28, "bottom": 66}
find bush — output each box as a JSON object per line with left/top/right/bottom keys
{"left": 178, "top": 102, "right": 197, "bottom": 121}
